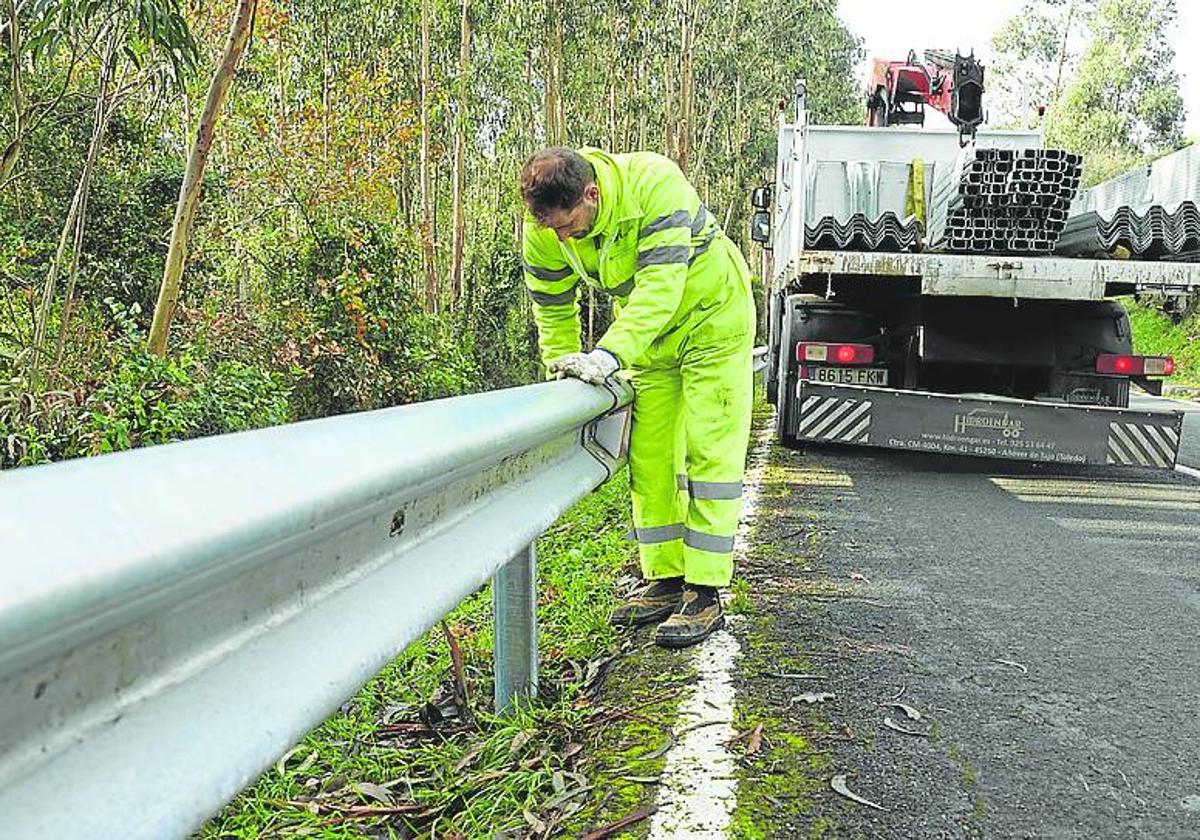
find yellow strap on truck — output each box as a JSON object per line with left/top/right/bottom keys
{"left": 906, "top": 158, "right": 926, "bottom": 231}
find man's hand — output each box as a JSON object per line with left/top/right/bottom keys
{"left": 547, "top": 348, "right": 620, "bottom": 385}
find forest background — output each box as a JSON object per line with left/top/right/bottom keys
{"left": 0, "top": 0, "right": 1192, "bottom": 469}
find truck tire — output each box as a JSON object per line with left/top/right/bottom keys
{"left": 774, "top": 300, "right": 795, "bottom": 443}
{"left": 766, "top": 291, "right": 782, "bottom": 405}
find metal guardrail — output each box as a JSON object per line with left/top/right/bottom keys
{"left": 0, "top": 379, "right": 632, "bottom": 840}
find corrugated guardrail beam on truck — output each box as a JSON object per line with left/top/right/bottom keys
{"left": 0, "top": 379, "right": 632, "bottom": 840}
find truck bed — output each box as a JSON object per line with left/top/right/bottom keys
{"left": 788, "top": 250, "right": 1200, "bottom": 301}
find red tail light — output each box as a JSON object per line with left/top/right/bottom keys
{"left": 1095, "top": 354, "right": 1174, "bottom": 377}
{"left": 796, "top": 342, "right": 875, "bottom": 365}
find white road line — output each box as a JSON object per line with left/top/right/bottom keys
{"left": 646, "top": 410, "right": 774, "bottom": 838}
{"left": 1009, "top": 495, "right": 1198, "bottom": 511}
{"left": 1050, "top": 517, "right": 1200, "bottom": 537}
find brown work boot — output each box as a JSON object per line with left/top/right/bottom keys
{"left": 653, "top": 585, "right": 725, "bottom": 649}
{"left": 611, "top": 577, "right": 685, "bottom": 626}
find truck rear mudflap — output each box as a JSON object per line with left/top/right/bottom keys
{"left": 790, "top": 382, "right": 1184, "bottom": 469}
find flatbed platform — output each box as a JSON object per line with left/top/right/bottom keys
{"left": 786, "top": 250, "right": 1200, "bottom": 301}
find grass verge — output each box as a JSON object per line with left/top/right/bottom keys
{"left": 200, "top": 471, "right": 650, "bottom": 840}
{"left": 725, "top": 400, "right": 838, "bottom": 839}
{"left": 1125, "top": 296, "right": 1200, "bottom": 387}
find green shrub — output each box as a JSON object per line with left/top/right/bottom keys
{"left": 0, "top": 301, "right": 294, "bottom": 470}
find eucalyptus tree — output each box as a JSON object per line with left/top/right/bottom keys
{"left": 149, "top": 0, "right": 255, "bottom": 356}
{"left": 990, "top": 0, "right": 1099, "bottom": 128}
{"left": 1048, "top": 0, "right": 1185, "bottom": 183}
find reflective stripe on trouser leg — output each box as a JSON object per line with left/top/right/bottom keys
{"left": 679, "top": 273, "right": 755, "bottom": 587}
{"left": 629, "top": 365, "right": 687, "bottom": 580}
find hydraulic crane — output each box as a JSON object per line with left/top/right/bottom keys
{"left": 866, "top": 49, "right": 985, "bottom": 144}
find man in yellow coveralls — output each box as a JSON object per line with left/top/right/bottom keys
{"left": 519, "top": 146, "right": 755, "bottom": 648}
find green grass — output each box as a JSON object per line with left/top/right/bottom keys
{"left": 1125, "top": 297, "right": 1200, "bottom": 386}
{"left": 199, "top": 472, "right": 639, "bottom": 840}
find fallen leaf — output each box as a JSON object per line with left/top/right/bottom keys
{"left": 579, "top": 805, "right": 658, "bottom": 840}
{"left": 790, "top": 692, "right": 835, "bottom": 706}
{"left": 351, "top": 782, "right": 394, "bottom": 804}
{"left": 562, "top": 742, "right": 585, "bottom": 761}
{"left": 995, "top": 658, "right": 1029, "bottom": 674}
{"left": 320, "top": 774, "right": 348, "bottom": 794}
{"left": 641, "top": 733, "right": 677, "bottom": 761}
{"left": 508, "top": 730, "right": 534, "bottom": 757}
{"left": 746, "top": 722, "right": 764, "bottom": 755}
{"left": 765, "top": 671, "right": 826, "bottom": 680}
{"left": 523, "top": 809, "right": 547, "bottom": 834}
{"left": 543, "top": 784, "right": 593, "bottom": 810}
{"left": 831, "top": 774, "right": 888, "bottom": 811}
{"left": 452, "top": 743, "right": 486, "bottom": 773}
{"left": 883, "top": 717, "right": 929, "bottom": 737}
{"left": 276, "top": 746, "right": 304, "bottom": 776}
{"left": 889, "top": 702, "right": 922, "bottom": 721}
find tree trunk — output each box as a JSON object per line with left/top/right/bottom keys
{"left": 321, "top": 12, "right": 331, "bottom": 168}
{"left": 1051, "top": 0, "right": 1076, "bottom": 108}
{"left": 419, "top": 0, "right": 438, "bottom": 313}
{"left": 54, "top": 37, "right": 124, "bottom": 369}
{"left": 543, "top": 0, "right": 565, "bottom": 146}
{"left": 31, "top": 26, "right": 117, "bottom": 379}
{"left": 449, "top": 0, "right": 472, "bottom": 310}
{"left": 662, "top": 55, "right": 674, "bottom": 158}
{"left": 553, "top": 9, "right": 565, "bottom": 141}
{"left": 676, "top": 0, "right": 695, "bottom": 173}
{"left": 148, "top": 0, "right": 257, "bottom": 356}
{"left": 1, "top": 0, "right": 24, "bottom": 186}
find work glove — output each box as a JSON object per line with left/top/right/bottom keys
{"left": 547, "top": 348, "right": 620, "bottom": 385}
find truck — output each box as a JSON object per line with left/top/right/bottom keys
{"left": 753, "top": 80, "right": 1200, "bottom": 470}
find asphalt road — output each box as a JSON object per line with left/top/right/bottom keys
{"left": 1130, "top": 393, "right": 1200, "bottom": 472}
{"left": 745, "top": 396, "right": 1200, "bottom": 838}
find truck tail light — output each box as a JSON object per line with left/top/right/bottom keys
{"left": 1095, "top": 354, "right": 1175, "bottom": 377}
{"left": 796, "top": 342, "right": 875, "bottom": 365}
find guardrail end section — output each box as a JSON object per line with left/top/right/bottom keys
{"left": 584, "top": 379, "right": 634, "bottom": 479}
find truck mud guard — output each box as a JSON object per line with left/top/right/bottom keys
{"left": 790, "top": 382, "right": 1184, "bottom": 469}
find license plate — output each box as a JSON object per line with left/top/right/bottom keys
{"left": 809, "top": 366, "right": 888, "bottom": 386}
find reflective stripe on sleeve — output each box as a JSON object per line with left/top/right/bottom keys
{"left": 688, "top": 228, "right": 718, "bottom": 265}
{"left": 601, "top": 278, "right": 635, "bottom": 297}
{"left": 637, "top": 245, "right": 690, "bottom": 269}
{"left": 523, "top": 261, "right": 574, "bottom": 283}
{"left": 640, "top": 210, "right": 692, "bottom": 239}
{"left": 676, "top": 474, "right": 689, "bottom": 492}
{"left": 526, "top": 284, "right": 578, "bottom": 306}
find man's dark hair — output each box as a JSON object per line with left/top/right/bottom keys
{"left": 519, "top": 147, "right": 596, "bottom": 220}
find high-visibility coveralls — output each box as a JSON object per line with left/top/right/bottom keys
{"left": 522, "top": 148, "right": 756, "bottom": 587}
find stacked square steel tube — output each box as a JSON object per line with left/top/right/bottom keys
{"left": 805, "top": 211, "right": 920, "bottom": 252}
{"left": 1054, "top": 201, "right": 1200, "bottom": 259}
{"left": 931, "top": 148, "right": 1082, "bottom": 254}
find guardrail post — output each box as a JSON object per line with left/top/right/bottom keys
{"left": 493, "top": 542, "right": 538, "bottom": 714}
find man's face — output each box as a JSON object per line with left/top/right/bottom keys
{"left": 538, "top": 183, "right": 600, "bottom": 242}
